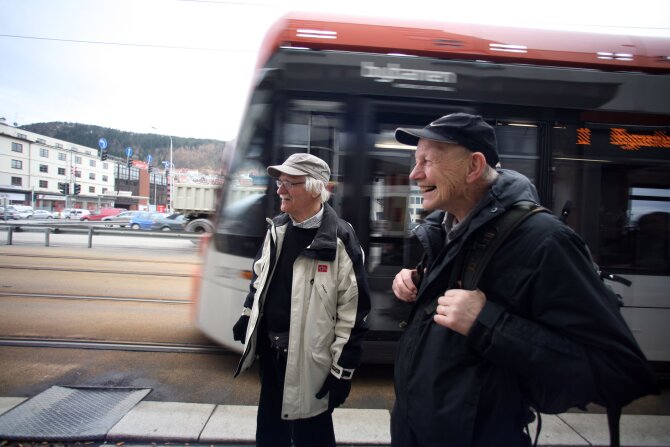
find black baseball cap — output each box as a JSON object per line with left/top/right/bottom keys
{"left": 395, "top": 113, "right": 499, "bottom": 167}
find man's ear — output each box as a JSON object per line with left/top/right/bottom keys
{"left": 312, "top": 184, "right": 323, "bottom": 199}
{"left": 466, "top": 152, "right": 487, "bottom": 183}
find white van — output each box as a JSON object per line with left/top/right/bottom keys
{"left": 63, "top": 209, "right": 90, "bottom": 219}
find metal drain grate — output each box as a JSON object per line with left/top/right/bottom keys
{"left": 0, "top": 385, "right": 151, "bottom": 441}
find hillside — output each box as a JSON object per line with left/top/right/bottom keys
{"left": 19, "top": 122, "right": 230, "bottom": 173}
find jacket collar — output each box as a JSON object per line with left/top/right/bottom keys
{"left": 416, "top": 170, "right": 540, "bottom": 294}
{"left": 270, "top": 202, "right": 339, "bottom": 261}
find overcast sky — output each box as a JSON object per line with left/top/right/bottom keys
{"left": 1, "top": 0, "right": 669, "bottom": 141}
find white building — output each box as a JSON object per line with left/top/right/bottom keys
{"left": 0, "top": 119, "right": 117, "bottom": 211}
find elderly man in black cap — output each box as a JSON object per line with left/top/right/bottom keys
{"left": 232, "top": 153, "right": 370, "bottom": 447}
{"left": 389, "top": 113, "right": 656, "bottom": 446}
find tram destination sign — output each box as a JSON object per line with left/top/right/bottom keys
{"left": 576, "top": 126, "right": 670, "bottom": 160}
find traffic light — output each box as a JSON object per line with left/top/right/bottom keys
{"left": 127, "top": 158, "right": 133, "bottom": 168}
{"left": 73, "top": 183, "right": 81, "bottom": 195}
{"left": 59, "top": 183, "right": 69, "bottom": 195}
{"left": 165, "top": 169, "right": 170, "bottom": 179}
{"left": 148, "top": 165, "right": 153, "bottom": 173}
{"left": 101, "top": 149, "right": 108, "bottom": 161}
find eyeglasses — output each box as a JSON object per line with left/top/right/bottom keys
{"left": 276, "top": 179, "right": 305, "bottom": 190}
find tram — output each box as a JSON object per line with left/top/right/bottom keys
{"left": 192, "top": 12, "right": 670, "bottom": 362}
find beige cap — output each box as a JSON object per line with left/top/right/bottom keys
{"left": 267, "top": 153, "right": 330, "bottom": 183}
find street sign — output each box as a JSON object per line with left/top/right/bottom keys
{"left": 126, "top": 146, "right": 133, "bottom": 157}
{"left": 98, "top": 138, "right": 107, "bottom": 150}
{"left": 147, "top": 154, "right": 153, "bottom": 164}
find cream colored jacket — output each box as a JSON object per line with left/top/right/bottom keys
{"left": 234, "top": 203, "right": 370, "bottom": 420}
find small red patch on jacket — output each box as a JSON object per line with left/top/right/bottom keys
{"left": 318, "top": 264, "right": 328, "bottom": 273}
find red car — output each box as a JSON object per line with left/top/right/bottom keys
{"left": 81, "top": 208, "right": 124, "bottom": 221}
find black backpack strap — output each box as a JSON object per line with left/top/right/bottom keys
{"left": 422, "top": 201, "right": 547, "bottom": 315}
{"left": 461, "top": 201, "right": 549, "bottom": 290}
{"left": 607, "top": 406, "right": 622, "bottom": 447}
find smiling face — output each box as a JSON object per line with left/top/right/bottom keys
{"left": 276, "top": 174, "right": 321, "bottom": 222}
{"left": 410, "top": 139, "right": 472, "bottom": 215}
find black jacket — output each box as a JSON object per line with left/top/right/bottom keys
{"left": 392, "top": 170, "right": 657, "bottom": 447}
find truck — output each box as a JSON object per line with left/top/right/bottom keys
{"left": 172, "top": 183, "right": 220, "bottom": 234}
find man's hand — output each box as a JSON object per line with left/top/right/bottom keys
{"left": 392, "top": 269, "right": 419, "bottom": 302}
{"left": 232, "top": 315, "right": 250, "bottom": 343}
{"left": 316, "top": 374, "right": 351, "bottom": 410}
{"left": 433, "top": 288, "right": 486, "bottom": 335}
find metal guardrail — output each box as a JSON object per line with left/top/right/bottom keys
{"left": 0, "top": 221, "right": 202, "bottom": 248}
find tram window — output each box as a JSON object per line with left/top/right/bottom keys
{"left": 368, "top": 129, "right": 419, "bottom": 276}
{"left": 214, "top": 91, "right": 273, "bottom": 258}
{"left": 280, "top": 103, "right": 345, "bottom": 213}
{"left": 495, "top": 123, "right": 539, "bottom": 185}
{"left": 282, "top": 112, "right": 338, "bottom": 165}
{"left": 551, "top": 124, "right": 670, "bottom": 274}
{"left": 629, "top": 188, "right": 670, "bottom": 271}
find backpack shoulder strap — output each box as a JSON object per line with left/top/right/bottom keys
{"left": 421, "top": 201, "right": 548, "bottom": 316}
{"left": 461, "top": 201, "right": 549, "bottom": 290}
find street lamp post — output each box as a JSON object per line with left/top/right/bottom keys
{"left": 169, "top": 135, "right": 173, "bottom": 214}
{"left": 153, "top": 127, "right": 174, "bottom": 213}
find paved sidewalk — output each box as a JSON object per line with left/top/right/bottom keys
{"left": 2, "top": 397, "right": 670, "bottom": 446}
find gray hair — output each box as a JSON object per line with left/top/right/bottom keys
{"left": 305, "top": 176, "right": 331, "bottom": 203}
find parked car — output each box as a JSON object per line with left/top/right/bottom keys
{"left": 0, "top": 206, "right": 18, "bottom": 220}
{"left": 29, "top": 209, "right": 55, "bottom": 219}
{"left": 63, "top": 209, "right": 90, "bottom": 219}
{"left": 102, "top": 210, "right": 140, "bottom": 227}
{"left": 11, "top": 205, "right": 34, "bottom": 219}
{"left": 150, "top": 213, "right": 187, "bottom": 231}
{"left": 81, "top": 207, "right": 123, "bottom": 221}
{"left": 128, "top": 211, "right": 163, "bottom": 230}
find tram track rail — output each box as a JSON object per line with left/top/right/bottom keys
{"left": 0, "top": 263, "right": 193, "bottom": 277}
{"left": 0, "top": 336, "right": 231, "bottom": 355}
{"left": 0, "top": 291, "right": 190, "bottom": 304}
{"left": 0, "top": 251, "right": 200, "bottom": 266}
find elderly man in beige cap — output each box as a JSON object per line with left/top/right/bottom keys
{"left": 232, "top": 153, "right": 371, "bottom": 447}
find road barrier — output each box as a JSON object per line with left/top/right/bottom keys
{"left": 0, "top": 222, "right": 201, "bottom": 248}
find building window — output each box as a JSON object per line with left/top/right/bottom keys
{"left": 58, "top": 167, "right": 66, "bottom": 175}
{"left": 102, "top": 188, "right": 108, "bottom": 194}
{"left": 11, "top": 159, "right": 23, "bottom": 169}
{"left": 75, "top": 170, "right": 82, "bottom": 178}
{"left": 102, "top": 175, "right": 109, "bottom": 182}
{"left": 11, "top": 177, "right": 22, "bottom": 186}
{"left": 16, "top": 133, "right": 27, "bottom": 139}
{"left": 36, "top": 138, "right": 46, "bottom": 144}
{"left": 55, "top": 143, "right": 63, "bottom": 148}
{"left": 39, "top": 148, "right": 49, "bottom": 158}
{"left": 11, "top": 142, "right": 23, "bottom": 153}
{"left": 89, "top": 186, "right": 95, "bottom": 193}
{"left": 75, "top": 156, "right": 82, "bottom": 164}
{"left": 103, "top": 162, "right": 109, "bottom": 170}
{"left": 58, "top": 152, "right": 66, "bottom": 161}
{"left": 89, "top": 159, "right": 96, "bottom": 167}
{"left": 39, "top": 180, "right": 48, "bottom": 188}
{"left": 39, "top": 164, "right": 48, "bottom": 173}
{"left": 89, "top": 173, "right": 96, "bottom": 180}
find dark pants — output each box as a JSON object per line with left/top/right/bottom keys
{"left": 256, "top": 328, "right": 336, "bottom": 447}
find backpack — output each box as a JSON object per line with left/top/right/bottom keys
{"left": 453, "top": 200, "right": 658, "bottom": 447}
